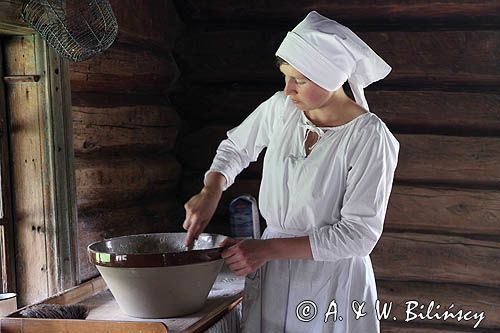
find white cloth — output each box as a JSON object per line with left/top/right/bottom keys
{"left": 204, "top": 91, "right": 400, "bottom": 332}
{"left": 275, "top": 11, "right": 392, "bottom": 112}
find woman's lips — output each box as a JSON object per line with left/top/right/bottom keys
{"left": 292, "top": 99, "right": 300, "bottom": 104}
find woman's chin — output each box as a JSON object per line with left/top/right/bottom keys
{"left": 293, "top": 102, "right": 305, "bottom": 110}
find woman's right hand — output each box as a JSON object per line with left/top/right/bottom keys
{"left": 183, "top": 186, "right": 222, "bottom": 247}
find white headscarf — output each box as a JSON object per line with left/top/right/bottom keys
{"left": 275, "top": 11, "right": 392, "bottom": 111}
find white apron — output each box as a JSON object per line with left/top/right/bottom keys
{"left": 240, "top": 227, "right": 381, "bottom": 333}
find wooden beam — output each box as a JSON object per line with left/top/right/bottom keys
{"left": 71, "top": 92, "right": 168, "bottom": 108}
{"left": 4, "top": 32, "right": 79, "bottom": 305}
{"left": 74, "top": 155, "right": 182, "bottom": 211}
{"left": 179, "top": 160, "right": 500, "bottom": 298}
{"left": 178, "top": 126, "right": 500, "bottom": 186}
{"left": 72, "top": 104, "right": 181, "bottom": 156}
{"left": 386, "top": 185, "right": 500, "bottom": 238}
{"left": 175, "top": 29, "right": 500, "bottom": 89}
{"left": 395, "top": 134, "right": 500, "bottom": 186}
{"left": 69, "top": 45, "right": 179, "bottom": 95}
{"left": 38, "top": 35, "right": 80, "bottom": 291}
{"left": 109, "top": 0, "right": 185, "bottom": 51}
{"left": 180, "top": 177, "right": 500, "bottom": 238}
{"left": 372, "top": 232, "right": 500, "bottom": 288}
{"left": 5, "top": 35, "right": 48, "bottom": 306}
{"left": 376, "top": 279, "right": 499, "bottom": 330}
{"left": 172, "top": 87, "right": 500, "bottom": 135}
{"left": 176, "top": 0, "right": 500, "bottom": 28}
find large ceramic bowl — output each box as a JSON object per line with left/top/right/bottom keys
{"left": 88, "top": 232, "right": 227, "bottom": 318}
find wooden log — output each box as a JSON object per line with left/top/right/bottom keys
{"left": 172, "top": 87, "right": 500, "bottom": 135}
{"left": 176, "top": 0, "right": 500, "bottom": 28}
{"left": 109, "top": 0, "right": 184, "bottom": 51}
{"left": 395, "top": 134, "right": 500, "bottom": 186}
{"left": 175, "top": 27, "right": 284, "bottom": 83}
{"left": 78, "top": 198, "right": 183, "bottom": 281}
{"left": 71, "top": 91, "right": 168, "bottom": 108}
{"left": 75, "top": 154, "right": 182, "bottom": 211}
{"left": 176, "top": 126, "right": 235, "bottom": 173}
{"left": 72, "top": 104, "right": 181, "bottom": 156}
{"left": 181, "top": 175, "right": 500, "bottom": 238}
{"left": 175, "top": 29, "right": 500, "bottom": 89}
{"left": 376, "top": 280, "right": 499, "bottom": 330}
{"left": 184, "top": 182, "right": 500, "bottom": 292}
{"left": 177, "top": 125, "right": 265, "bottom": 178}
{"left": 78, "top": 198, "right": 183, "bottom": 240}
{"left": 372, "top": 233, "right": 500, "bottom": 288}
{"left": 386, "top": 185, "right": 500, "bottom": 238}
{"left": 69, "top": 44, "right": 179, "bottom": 95}
{"left": 178, "top": 126, "right": 500, "bottom": 186}
{"left": 182, "top": 179, "right": 500, "bottom": 288}
{"left": 170, "top": 85, "right": 276, "bottom": 124}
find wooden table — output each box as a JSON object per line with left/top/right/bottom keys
{"left": 0, "top": 265, "right": 244, "bottom": 333}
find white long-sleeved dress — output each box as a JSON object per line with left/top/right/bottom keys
{"left": 204, "top": 91, "right": 400, "bottom": 332}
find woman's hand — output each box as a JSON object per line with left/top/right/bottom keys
{"left": 220, "top": 237, "right": 272, "bottom": 277}
{"left": 183, "top": 186, "right": 222, "bottom": 246}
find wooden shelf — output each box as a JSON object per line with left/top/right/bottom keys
{"left": 0, "top": 271, "right": 244, "bottom": 333}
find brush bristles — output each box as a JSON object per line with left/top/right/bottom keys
{"left": 20, "top": 304, "right": 89, "bottom": 319}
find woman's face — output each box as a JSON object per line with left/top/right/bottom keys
{"left": 279, "top": 64, "right": 333, "bottom": 111}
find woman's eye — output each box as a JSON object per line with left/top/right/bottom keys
{"left": 282, "top": 74, "right": 306, "bottom": 86}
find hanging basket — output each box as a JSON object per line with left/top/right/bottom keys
{"left": 21, "top": 0, "right": 118, "bottom": 62}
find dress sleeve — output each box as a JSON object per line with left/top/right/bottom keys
{"left": 309, "top": 122, "right": 400, "bottom": 261}
{"left": 204, "top": 91, "right": 284, "bottom": 191}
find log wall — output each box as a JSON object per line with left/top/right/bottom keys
{"left": 171, "top": 1, "right": 500, "bottom": 332}
{"left": 69, "top": 0, "right": 185, "bottom": 281}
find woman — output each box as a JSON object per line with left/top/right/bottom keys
{"left": 183, "top": 11, "right": 400, "bottom": 332}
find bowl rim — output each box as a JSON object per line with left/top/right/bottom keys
{"left": 87, "top": 232, "right": 228, "bottom": 268}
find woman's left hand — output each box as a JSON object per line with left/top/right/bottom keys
{"left": 220, "top": 237, "right": 271, "bottom": 277}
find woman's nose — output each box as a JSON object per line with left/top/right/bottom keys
{"left": 284, "top": 79, "right": 297, "bottom": 96}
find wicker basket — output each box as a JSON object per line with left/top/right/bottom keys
{"left": 21, "top": 0, "right": 118, "bottom": 62}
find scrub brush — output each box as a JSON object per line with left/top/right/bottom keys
{"left": 19, "top": 303, "right": 89, "bottom": 319}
